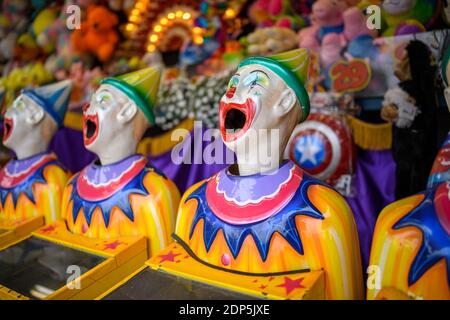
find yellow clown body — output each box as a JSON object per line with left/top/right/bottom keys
{"left": 175, "top": 162, "right": 363, "bottom": 300}
{"left": 61, "top": 154, "right": 180, "bottom": 256}
{"left": 0, "top": 152, "right": 69, "bottom": 228}
{"left": 368, "top": 134, "right": 450, "bottom": 300}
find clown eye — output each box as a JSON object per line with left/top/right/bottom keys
{"left": 244, "top": 71, "right": 269, "bottom": 89}
{"left": 227, "top": 75, "right": 239, "bottom": 90}
{"left": 96, "top": 92, "right": 112, "bottom": 108}
{"left": 13, "top": 100, "right": 25, "bottom": 111}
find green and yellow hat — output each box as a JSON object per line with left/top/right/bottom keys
{"left": 239, "top": 48, "right": 310, "bottom": 121}
{"left": 100, "top": 66, "right": 161, "bottom": 124}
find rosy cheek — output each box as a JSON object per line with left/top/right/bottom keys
{"left": 226, "top": 87, "right": 236, "bottom": 99}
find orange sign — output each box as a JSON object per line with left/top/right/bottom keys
{"left": 329, "top": 59, "right": 371, "bottom": 93}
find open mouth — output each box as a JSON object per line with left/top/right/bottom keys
{"left": 3, "top": 118, "right": 13, "bottom": 143}
{"left": 219, "top": 98, "right": 256, "bottom": 143}
{"left": 83, "top": 113, "right": 99, "bottom": 146}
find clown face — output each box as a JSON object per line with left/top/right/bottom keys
{"left": 382, "top": 0, "right": 415, "bottom": 16}
{"left": 3, "top": 94, "right": 44, "bottom": 149}
{"left": 83, "top": 84, "right": 138, "bottom": 156}
{"left": 219, "top": 64, "right": 300, "bottom": 159}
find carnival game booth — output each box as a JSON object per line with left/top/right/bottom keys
{"left": 0, "top": 0, "right": 449, "bottom": 300}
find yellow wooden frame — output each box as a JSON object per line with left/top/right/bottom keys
{"left": 99, "top": 242, "right": 325, "bottom": 300}
{"left": 0, "top": 221, "right": 147, "bottom": 300}
{"left": 0, "top": 216, "right": 45, "bottom": 250}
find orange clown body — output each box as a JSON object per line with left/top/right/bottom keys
{"left": 0, "top": 152, "right": 69, "bottom": 227}
{"left": 368, "top": 182, "right": 450, "bottom": 300}
{"left": 368, "top": 133, "right": 450, "bottom": 300}
{"left": 175, "top": 161, "right": 363, "bottom": 300}
{"left": 62, "top": 154, "right": 180, "bottom": 256}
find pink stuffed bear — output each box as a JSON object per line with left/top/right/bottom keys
{"left": 298, "top": 0, "right": 346, "bottom": 49}
{"left": 342, "top": 6, "right": 378, "bottom": 43}
{"left": 320, "top": 33, "right": 344, "bottom": 67}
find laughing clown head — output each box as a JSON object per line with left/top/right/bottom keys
{"left": 3, "top": 80, "right": 72, "bottom": 158}
{"left": 220, "top": 48, "right": 310, "bottom": 173}
{"left": 442, "top": 46, "right": 450, "bottom": 112}
{"left": 83, "top": 67, "right": 161, "bottom": 164}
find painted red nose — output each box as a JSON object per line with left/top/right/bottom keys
{"left": 226, "top": 87, "right": 236, "bottom": 99}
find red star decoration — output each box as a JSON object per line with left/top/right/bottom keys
{"left": 276, "top": 277, "right": 305, "bottom": 295}
{"left": 158, "top": 250, "right": 181, "bottom": 263}
{"left": 259, "top": 284, "right": 268, "bottom": 290}
{"left": 103, "top": 240, "right": 124, "bottom": 250}
{"left": 40, "top": 225, "right": 56, "bottom": 234}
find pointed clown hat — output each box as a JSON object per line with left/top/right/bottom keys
{"left": 442, "top": 46, "right": 450, "bottom": 86}
{"left": 100, "top": 66, "right": 161, "bottom": 125}
{"left": 239, "top": 48, "right": 310, "bottom": 121}
{"left": 22, "top": 80, "right": 73, "bottom": 127}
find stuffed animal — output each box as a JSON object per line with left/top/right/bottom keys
{"left": 39, "top": 1, "right": 87, "bottom": 73}
{"left": 342, "top": 6, "right": 379, "bottom": 60}
{"left": 70, "top": 5, "right": 119, "bottom": 63}
{"left": 246, "top": 27, "right": 298, "bottom": 56}
{"left": 248, "top": 0, "right": 306, "bottom": 29}
{"left": 0, "top": 0, "right": 29, "bottom": 61}
{"left": 298, "top": 0, "right": 347, "bottom": 49}
{"left": 381, "top": 0, "right": 440, "bottom": 36}
{"left": 13, "top": 33, "right": 44, "bottom": 62}
{"left": 30, "top": 6, "right": 59, "bottom": 54}
{"left": 0, "top": 62, "right": 54, "bottom": 107}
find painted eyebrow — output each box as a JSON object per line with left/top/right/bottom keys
{"left": 249, "top": 70, "right": 269, "bottom": 78}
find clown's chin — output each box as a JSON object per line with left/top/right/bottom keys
{"left": 83, "top": 114, "right": 99, "bottom": 146}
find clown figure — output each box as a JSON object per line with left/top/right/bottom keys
{"left": 61, "top": 67, "right": 180, "bottom": 257}
{"left": 174, "top": 49, "right": 364, "bottom": 300}
{"left": 367, "top": 47, "right": 450, "bottom": 300}
{"left": 0, "top": 80, "right": 72, "bottom": 227}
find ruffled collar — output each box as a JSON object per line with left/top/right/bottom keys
{"left": 0, "top": 152, "right": 56, "bottom": 189}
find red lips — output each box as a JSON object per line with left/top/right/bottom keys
{"left": 3, "top": 117, "right": 13, "bottom": 143}
{"left": 83, "top": 112, "right": 99, "bottom": 146}
{"left": 219, "top": 98, "right": 256, "bottom": 143}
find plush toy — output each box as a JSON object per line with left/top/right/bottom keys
{"left": 0, "top": 63, "right": 54, "bottom": 107}
{"left": 298, "top": 0, "right": 347, "bottom": 50}
{"left": 71, "top": 5, "right": 119, "bottom": 63}
{"left": 30, "top": 6, "right": 59, "bottom": 54}
{"left": 343, "top": 6, "right": 379, "bottom": 60}
{"left": 320, "top": 33, "right": 344, "bottom": 68}
{"left": 380, "top": 40, "right": 439, "bottom": 199}
{"left": 0, "top": 0, "right": 29, "bottom": 61}
{"left": 13, "top": 32, "right": 44, "bottom": 62}
{"left": 246, "top": 27, "right": 299, "bottom": 56}
{"left": 55, "top": 62, "right": 104, "bottom": 110}
{"left": 39, "top": 1, "right": 91, "bottom": 73}
{"left": 248, "top": 0, "right": 306, "bottom": 29}
{"left": 381, "top": 0, "right": 441, "bottom": 36}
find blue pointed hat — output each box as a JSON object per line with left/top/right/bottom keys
{"left": 21, "top": 80, "right": 73, "bottom": 127}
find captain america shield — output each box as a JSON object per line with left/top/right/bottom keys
{"left": 286, "top": 113, "right": 354, "bottom": 184}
